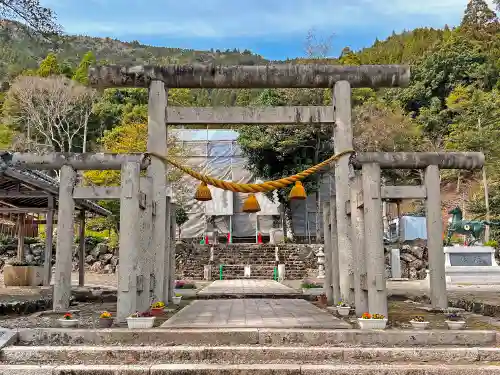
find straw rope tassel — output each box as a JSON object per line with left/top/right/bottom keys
{"left": 147, "top": 149, "right": 354, "bottom": 194}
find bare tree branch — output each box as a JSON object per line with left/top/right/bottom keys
{"left": 5, "top": 75, "right": 98, "bottom": 154}
{"left": 0, "top": 0, "right": 61, "bottom": 36}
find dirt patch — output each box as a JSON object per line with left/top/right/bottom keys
{"left": 388, "top": 301, "right": 500, "bottom": 330}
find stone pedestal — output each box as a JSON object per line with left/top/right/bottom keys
{"left": 204, "top": 265, "right": 212, "bottom": 281}
{"left": 277, "top": 264, "right": 285, "bottom": 281}
{"left": 244, "top": 265, "right": 251, "bottom": 278}
{"left": 391, "top": 249, "right": 402, "bottom": 279}
{"left": 317, "top": 248, "right": 325, "bottom": 279}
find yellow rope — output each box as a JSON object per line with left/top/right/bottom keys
{"left": 147, "top": 149, "right": 354, "bottom": 194}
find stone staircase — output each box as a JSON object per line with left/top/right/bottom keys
{"left": 1, "top": 328, "right": 500, "bottom": 373}
{"left": 213, "top": 244, "right": 311, "bottom": 280}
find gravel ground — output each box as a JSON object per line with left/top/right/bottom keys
{"left": 0, "top": 300, "right": 189, "bottom": 329}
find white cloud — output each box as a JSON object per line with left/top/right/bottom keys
{"left": 53, "top": 0, "right": 496, "bottom": 38}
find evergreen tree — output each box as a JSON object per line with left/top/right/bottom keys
{"left": 37, "top": 53, "right": 60, "bottom": 77}
{"left": 72, "top": 51, "right": 96, "bottom": 84}
{"left": 461, "top": 0, "right": 497, "bottom": 28}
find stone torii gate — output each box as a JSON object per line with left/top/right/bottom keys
{"left": 0, "top": 64, "right": 484, "bottom": 321}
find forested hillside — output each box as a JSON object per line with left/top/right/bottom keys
{"left": 0, "top": 0, "right": 499, "bottom": 239}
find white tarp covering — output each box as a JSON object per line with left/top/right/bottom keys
{"left": 172, "top": 129, "right": 332, "bottom": 240}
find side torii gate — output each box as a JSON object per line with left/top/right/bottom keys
{"left": 1, "top": 64, "right": 484, "bottom": 321}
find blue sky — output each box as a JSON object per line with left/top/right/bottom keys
{"left": 43, "top": 0, "right": 496, "bottom": 60}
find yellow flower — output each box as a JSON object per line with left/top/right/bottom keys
{"left": 100, "top": 311, "right": 112, "bottom": 319}
{"left": 151, "top": 301, "right": 165, "bottom": 309}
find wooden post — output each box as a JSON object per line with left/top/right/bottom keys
{"left": 117, "top": 161, "right": 141, "bottom": 322}
{"left": 43, "top": 196, "right": 55, "bottom": 285}
{"left": 361, "top": 163, "right": 387, "bottom": 317}
{"left": 53, "top": 165, "right": 76, "bottom": 311}
{"left": 333, "top": 80, "right": 354, "bottom": 304}
{"left": 16, "top": 213, "right": 26, "bottom": 262}
{"left": 322, "top": 201, "right": 333, "bottom": 304}
{"left": 78, "top": 210, "right": 85, "bottom": 287}
{"left": 148, "top": 80, "right": 168, "bottom": 302}
{"left": 425, "top": 165, "right": 447, "bottom": 309}
{"left": 350, "top": 172, "right": 369, "bottom": 316}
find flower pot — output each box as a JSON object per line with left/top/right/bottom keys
{"left": 337, "top": 306, "right": 351, "bottom": 317}
{"left": 58, "top": 319, "right": 79, "bottom": 328}
{"left": 151, "top": 308, "right": 165, "bottom": 316}
{"left": 446, "top": 320, "right": 466, "bottom": 330}
{"left": 358, "top": 318, "right": 388, "bottom": 330}
{"left": 126, "top": 317, "right": 155, "bottom": 329}
{"left": 410, "top": 321, "right": 430, "bottom": 330}
{"left": 99, "top": 318, "right": 113, "bottom": 328}
{"left": 172, "top": 296, "right": 182, "bottom": 305}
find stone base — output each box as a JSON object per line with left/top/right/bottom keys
{"left": 16, "top": 328, "right": 498, "bottom": 346}
{"left": 3, "top": 265, "right": 43, "bottom": 287}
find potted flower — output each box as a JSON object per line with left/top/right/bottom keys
{"left": 58, "top": 313, "right": 78, "bottom": 328}
{"left": 409, "top": 316, "right": 430, "bottom": 330}
{"left": 126, "top": 311, "right": 155, "bottom": 329}
{"left": 358, "top": 312, "right": 388, "bottom": 330}
{"left": 337, "top": 302, "right": 351, "bottom": 317}
{"left": 151, "top": 301, "right": 166, "bottom": 316}
{"left": 301, "top": 279, "right": 322, "bottom": 294}
{"left": 99, "top": 311, "right": 113, "bottom": 328}
{"left": 172, "top": 293, "right": 182, "bottom": 305}
{"left": 445, "top": 313, "right": 466, "bottom": 330}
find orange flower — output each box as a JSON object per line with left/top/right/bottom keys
{"left": 361, "top": 312, "right": 371, "bottom": 319}
{"left": 63, "top": 313, "right": 73, "bottom": 320}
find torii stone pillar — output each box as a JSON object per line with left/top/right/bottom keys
{"left": 350, "top": 171, "right": 369, "bottom": 316}
{"left": 148, "top": 80, "right": 169, "bottom": 303}
{"left": 53, "top": 165, "right": 77, "bottom": 311}
{"left": 425, "top": 165, "right": 447, "bottom": 309}
{"left": 329, "top": 192, "right": 341, "bottom": 304}
{"left": 78, "top": 210, "right": 85, "bottom": 287}
{"left": 137, "top": 176, "right": 153, "bottom": 312}
{"left": 322, "top": 201, "right": 333, "bottom": 304}
{"left": 361, "top": 163, "right": 387, "bottom": 317}
{"left": 333, "top": 81, "right": 354, "bottom": 305}
{"left": 117, "top": 161, "right": 141, "bottom": 322}
{"left": 169, "top": 201, "right": 177, "bottom": 302}
{"left": 163, "top": 195, "right": 171, "bottom": 302}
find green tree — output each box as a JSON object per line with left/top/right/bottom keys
{"left": 37, "top": 53, "right": 60, "bottom": 77}
{"left": 460, "top": 0, "right": 497, "bottom": 28}
{"left": 72, "top": 51, "right": 96, "bottom": 85}
{"left": 175, "top": 205, "right": 189, "bottom": 240}
{"left": 237, "top": 89, "right": 334, "bottom": 239}
{"left": 84, "top": 122, "right": 187, "bottom": 231}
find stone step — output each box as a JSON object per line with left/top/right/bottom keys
{"left": 5, "top": 345, "right": 500, "bottom": 365}
{"left": 2, "top": 364, "right": 500, "bottom": 374}
{"left": 16, "top": 328, "right": 498, "bottom": 347}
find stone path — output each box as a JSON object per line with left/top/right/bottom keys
{"left": 197, "top": 279, "right": 298, "bottom": 296}
{"left": 161, "top": 299, "right": 351, "bottom": 328}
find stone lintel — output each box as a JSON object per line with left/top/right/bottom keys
{"left": 89, "top": 64, "right": 410, "bottom": 89}
{"left": 166, "top": 106, "right": 334, "bottom": 124}
{"left": 352, "top": 152, "right": 484, "bottom": 170}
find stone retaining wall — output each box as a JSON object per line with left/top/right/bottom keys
{"left": 0, "top": 235, "right": 430, "bottom": 281}
{"left": 175, "top": 243, "right": 320, "bottom": 280}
